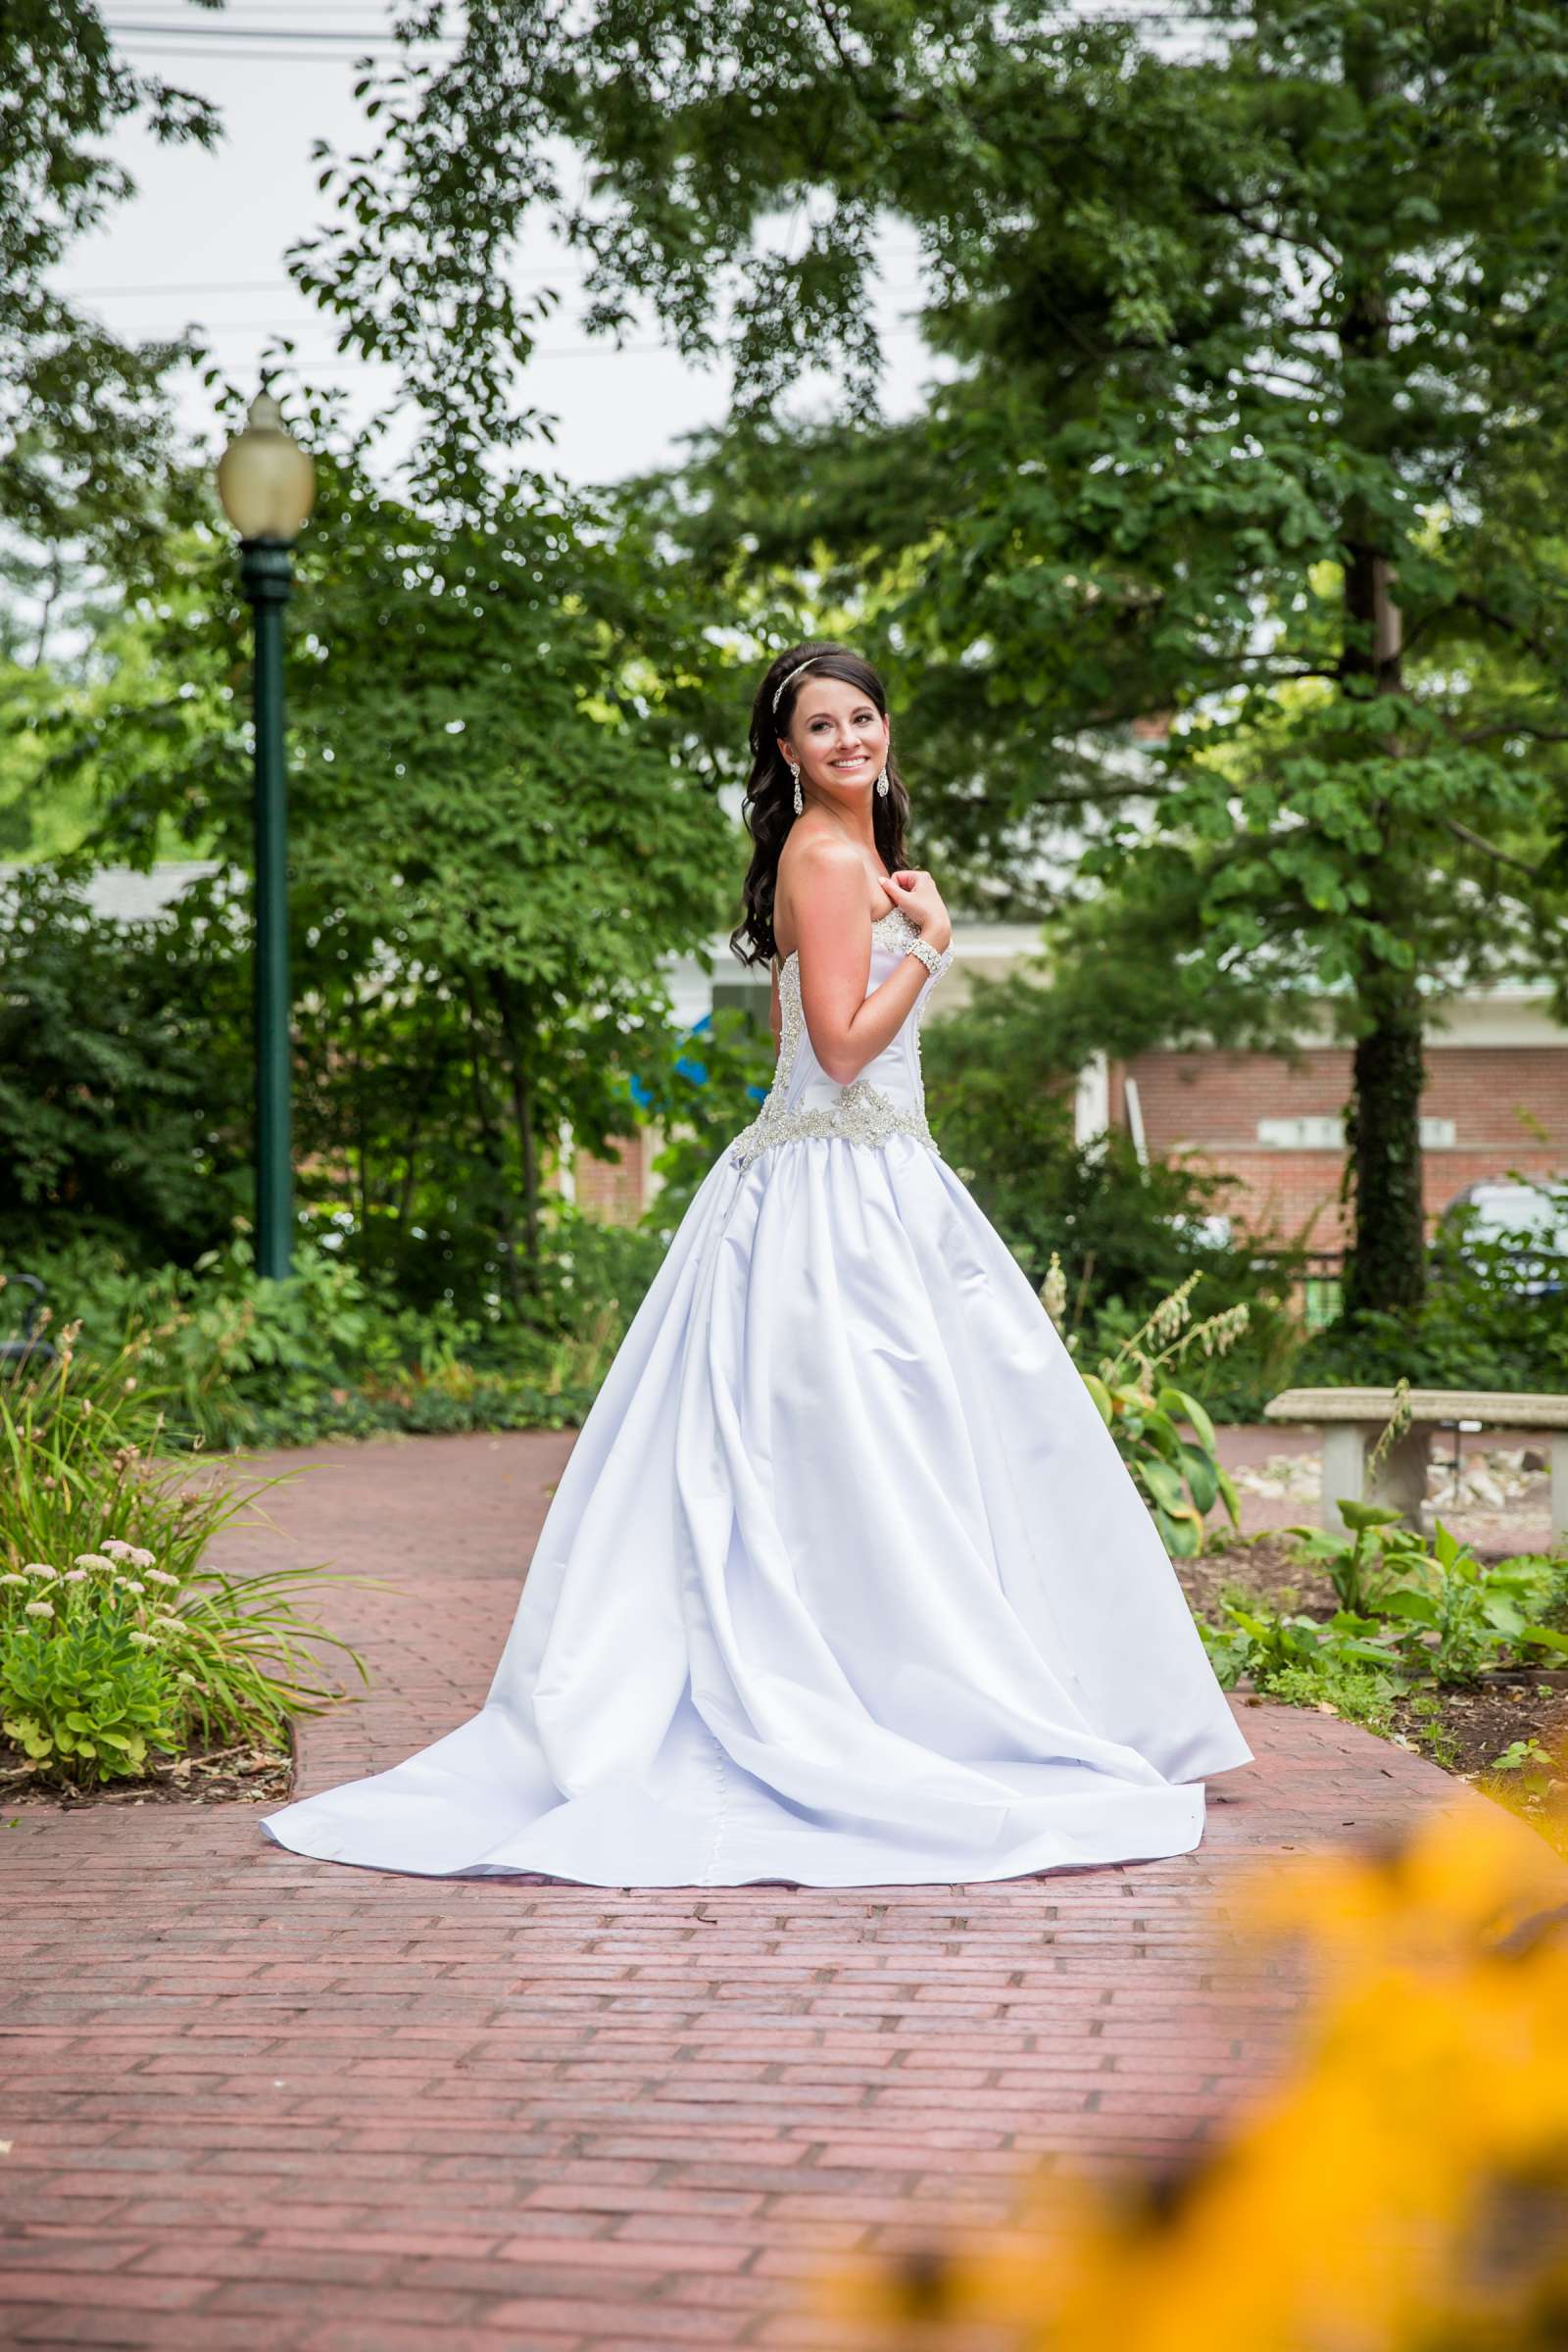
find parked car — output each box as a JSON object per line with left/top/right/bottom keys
{"left": 1433, "top": 1178, "right": 1568, "bottom": 1298}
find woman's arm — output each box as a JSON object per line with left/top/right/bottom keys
{"left": 792, "top": 840, "right": 949, "bottom": 1086}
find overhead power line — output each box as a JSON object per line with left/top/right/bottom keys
{"left": 106, "top": 16, "right": 459, "bottom": 42}
{"left": 107, "top": 7, "right": 1245, "bottom": 43}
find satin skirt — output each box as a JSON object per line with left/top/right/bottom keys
{"left": 261, "top": 1135, "right": 1252, "bottom": 1887}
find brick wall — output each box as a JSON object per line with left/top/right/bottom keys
{"left": 1125, "top": 1043, "right": 1568, "bottom": 1247}
{"left": 544, "top": 1128, "right": 657, "bottom": 1226}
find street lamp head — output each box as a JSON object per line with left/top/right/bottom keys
{"left": 217, "top": 389, "right": 317, "bottom": 543}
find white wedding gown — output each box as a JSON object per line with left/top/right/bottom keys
{"left": 262, "top": 906, "right": 1251, "bottom": 1888}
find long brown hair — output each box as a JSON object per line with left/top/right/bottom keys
{"left": 728, "top": 642, "right": 911, "bottom": 968}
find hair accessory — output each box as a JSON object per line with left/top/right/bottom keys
{"left": 772, "top": 660, "right": 816, "bottom": 714}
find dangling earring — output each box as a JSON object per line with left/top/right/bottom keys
{"left": 875, "top": 764, "right": 890, "bottom": 800}
{"left": 788, "top": 760, "right": 804, "bottom": 816}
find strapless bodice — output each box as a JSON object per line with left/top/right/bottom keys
{"left": 728, "top": 906, "right": 955, "bottom": 1174}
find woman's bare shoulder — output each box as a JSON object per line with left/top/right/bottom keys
{"left": 778, "top": 822, "right": 864, "bottom": 890}
{"left": 774, "top": 827, "right": 866, "bottom": 959}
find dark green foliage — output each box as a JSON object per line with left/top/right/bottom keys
{"left": 32, "top": 440, "right": 738, "bottom": 1302}
{"left": 11, "top": 1219, "right": 671, "bottom": 1451}
{"left": 1301, "top": 1192, "right": 1568, "bottom": 1393}
{"left": 919, "top": 957, "right": 1309, "bottom": 1414}
{"left": 0, "top": 867, "right": 249, "bottom": 1260}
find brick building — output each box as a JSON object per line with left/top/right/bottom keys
{"left": 1102, "top": 984, "right": 1568, "bottom": 1250}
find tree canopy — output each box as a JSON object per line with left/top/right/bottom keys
{"left": 288, "top": 0, "right": 1568, "bottom": 1310}
{"left": 31, "top": 434, "right": 737, "bottom": 1294}
{"left": 0, "top": 3, "right": 220, "bottom": 567}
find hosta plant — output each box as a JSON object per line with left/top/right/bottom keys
{"left": 1043, "top": 1262, "right": 1246, "bottom": 1557}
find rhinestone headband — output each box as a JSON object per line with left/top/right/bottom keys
{"left": 771, "top": 660, "right": 816, "bottom": 714}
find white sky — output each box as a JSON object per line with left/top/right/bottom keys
{"left": 57, "top": 4, "right": 944, "bottom": 490}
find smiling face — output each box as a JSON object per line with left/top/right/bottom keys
{"left": 779, "top": 674, "right": 890, "bottom": 801}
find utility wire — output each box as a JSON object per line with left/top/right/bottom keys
{"left": 107, "top": 8, "right": 1244, "bottom": 42}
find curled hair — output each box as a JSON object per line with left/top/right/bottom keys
{"left": 728, "top": 641, "right": 910, "bottom": 967}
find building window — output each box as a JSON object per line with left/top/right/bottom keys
{"left": 1256, "top": 1115, "right": 1346, "bottom": 1151}
{"left": 1255, "top": 1114, "right": 1456, "bottom": 1151}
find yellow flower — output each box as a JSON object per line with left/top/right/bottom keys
{"left": 814, "top": 1794, "right": 1568, "bottom": 2352}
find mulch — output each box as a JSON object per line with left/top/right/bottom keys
{"left": 0, "top": 1736, "right": 290, "bottom": 1812}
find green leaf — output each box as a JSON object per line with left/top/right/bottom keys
{"left": 1159, "top": 1386, "right": 1217, "bottom": 1455}
{"left": 1179, "top": 1446, "right": 1218, "bottom": 1517}
{"left": 1140, "top": 1455, "right": 1188, "bottom": 1514}
{"left": 1379, "top": 1590, "right": 1443, "bottom": 1627}
{"left": 1336, "top": 1500, "right": 1406, "bottom": 1533}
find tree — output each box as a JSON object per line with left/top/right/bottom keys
{"left": 0, "top": 4, "right": 220, "bottom": 569}
{"left": 286, "top": 0, "right": 1568, "bottom": 1315}
{"left": 43, "top": 439, "right": 736, "bottom": 1298}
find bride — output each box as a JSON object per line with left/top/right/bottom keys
{"left": 262, "top": 642, "right": 1252, "bottom": 1889}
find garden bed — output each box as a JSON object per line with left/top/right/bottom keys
{"left": 1188, "top": 1532, "right": 1568, "bottom": 1793}
{"left": 0, "top": 1733, "right": 290, "bottom": 1809}
{"left": 1384, "top": 1675, "right": 1568, "bottom": 1782}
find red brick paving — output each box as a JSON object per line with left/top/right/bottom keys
{"left": 0, "top": 1430, "right": 1506, "bottom": 2349}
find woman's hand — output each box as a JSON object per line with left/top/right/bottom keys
{"left": 879, "top": 868, "right": 953, "bottom": 954}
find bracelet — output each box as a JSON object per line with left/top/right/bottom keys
{"left": 905, "top": 933, "right": 952, "bottom": 979}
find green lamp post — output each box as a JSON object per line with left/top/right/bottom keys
{"left": 217, "top": 390, "right": 317, "bottom": 1281}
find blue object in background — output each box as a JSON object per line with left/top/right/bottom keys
{"left": 628, "top": 1016, "right": 712, "bottom": 1109}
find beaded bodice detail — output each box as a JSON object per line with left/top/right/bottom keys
{"left": 728, "top": 906, "right": 955, "bottom": 1175}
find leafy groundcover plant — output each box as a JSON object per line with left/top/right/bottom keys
{"left": 0, "top": 1309, "right": 374, "bottom": 1788}
{"left": 8, "top": 1228, "right": 647, "bottom": 1451}
{"left": 1197, "top": 1506, "right": 1568, "bottom": 1754}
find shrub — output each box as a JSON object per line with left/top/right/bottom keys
{"left": 923, "top": 993, "right": 1312, "bottom": 1420}
{"left": 1298, "top": 1180, "right": 1568, "bottom": 1394}
{"left": 0, "top": 1321, "right": 372, "bottom": 1786}
{"left": 3, "top": 1216, "right": 662, "bottom": 1450}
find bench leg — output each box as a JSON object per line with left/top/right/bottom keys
{"left": 1321, "top": 1425, "right": 1368, "bottom": 1532}
{"left": 1553, "top": 1436, "right": 1568, "bottom": 1551}
{"left": 1321, "top": 1423, "right": 1431, "bottom": 1533}
{"left": 1370, "top": 1427, "right": 1433, "bottom": 1534}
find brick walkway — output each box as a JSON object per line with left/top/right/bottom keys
{"left": 1, "top": 1431, "right": 1493, "bottom": 2350}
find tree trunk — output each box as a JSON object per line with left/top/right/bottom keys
{"left": 1336, "top": 28, "right": 1425, "bottom": 1317}
{"left": 1338, "top": 524, "right": 1426, "bottom": 1315}
{"left": 1340, "top": 990, "right": 1427, "bottom": 1319}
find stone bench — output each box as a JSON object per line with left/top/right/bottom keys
{"left": 1263, "top": 1387, "right": 1568, "bottom": 1544}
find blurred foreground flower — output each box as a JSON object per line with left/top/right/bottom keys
{"left": 815, "top": 1761, "right": 1568, "bottom": 2351}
